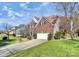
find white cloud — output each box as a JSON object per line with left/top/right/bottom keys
{"left": 2, "top": 5, "right": 25, "bottom": 18}
{"left": 40, "top": 2, "right": 50, "bottom": 7}
{"left": 2, "top": 6, "right": 15, "bottom": 17}
{"left": 20, "top": 3, "right": 28, "bottom": 9}
{"left": 33, "top": 2, "right": 50, "bottom": 11}
{"left": 8, "top": 10, "right": 14, "bottom": 17}
{"left": 1, "top": 4, "right": 31, "bottom": 26}
{"left": 15, "top": 12, "right": 24, "bottom": 17}
{"left": 33, "top": 7, "right": 41, "bottom": 10}
{"left": 19, "top": 2, "right": 50, "bottom": 11}
{"left": 7, "top": 9, "right": 25, "bottom": 18}
{"left": 3, "top": 6, "right": 9, "bottom": 11}
{"left": 11, "top": 16, "right": 16, "bottom": 19}
{"left": 2, "top": 5, "right": 13, "bottom": 12}
{"left": 20, "top": 3, "right": 26, "bottom": 7}
{"left": 2, "top": 6, "right": 16, "bottom": 18}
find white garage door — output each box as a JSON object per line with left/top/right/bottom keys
{"left": 37, "top": 33, "right": 49, "bottom": 40}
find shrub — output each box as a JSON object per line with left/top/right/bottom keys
{"left": 2, "top": 36, "right": 8, "bottom": 41}
{"left": 13, "top": 34, "right": 16, "bottom": 37}
{"left": 26, "top": 34, "right": 30, "bottom": 37}
{"left": 54, "top": 31, "right": 63, "bottom": 39}
{"left": 62, "top": 30, "right": 67, "bottom": 36}
{"left": 20, "top": 35, "right": 24, "bottom": 38}
{"left": 26, "top": 34, "right": 32, "bottom": 40}
{"left": 27, "top": 36, "right": 32, "bottom": 40}
{"left": 76, "top": 30, "right": 79, "bottom": 36}
{"left": 33, "top": 33, "right": 37, "bottom": 39}
{"left": 48, "top": 33, "right": 52, "bottom": 40}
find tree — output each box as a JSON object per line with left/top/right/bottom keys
{"left": 73, "top": 11, "right": 79, "bottom": 36}
{"left": 16, "top": 24, "right": 28, "bottom": 37}
{"left": 4, "top": 23, "right": 11, "bottom": 40}
{"left": 56, "top": 2, "right": 79, "bottom": 39}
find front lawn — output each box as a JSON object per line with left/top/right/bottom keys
{"left": 0, "top": 34, "right": 17, "bottom": 46}
{"left": 10, "top": 39, "right": 79, "bottom": 57}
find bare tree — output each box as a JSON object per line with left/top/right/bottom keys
{"left": 73, "top": 11, "right": 79, "bottom": 36}
{"left": 16, "top": 24, "right": 28, "bottom": 37}
{"left": 56, "top": 2, "right": 79, "bottom": 39}
{"left": 4, "top": 23, "right": 11, "bottom": 40}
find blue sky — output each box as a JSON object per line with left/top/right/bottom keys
{"left": 0, "top": 2, "right": 63, "bottom": 30}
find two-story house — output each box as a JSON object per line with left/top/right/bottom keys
{"left": 24, "top": 16, "right": 71, "bottom": 40}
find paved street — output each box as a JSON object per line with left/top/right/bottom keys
{"left": 0, "top": 39, "right": 46, "bottom": 57}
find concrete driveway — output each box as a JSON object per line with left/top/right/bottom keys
{"left": 0, "top": 39, "right": 47, "bottom": 57}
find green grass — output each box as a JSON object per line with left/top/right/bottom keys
{"left": 0, "top": 34, "right": 16, "bottom": 46}
{"left": 10, "top": 39, "right": 79, "bottom": 57}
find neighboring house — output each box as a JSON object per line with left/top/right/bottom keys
{"left": 9, "top": 29, "right": 15, "bottom": 34}
{"left": 8, "top": 27, "right": 16, "bottom": 35}
{"left": 16, "top": 24, "right": 29, "bottom": 37}
{"left": 16, "top": 28, "right": 22, "bottom": 36}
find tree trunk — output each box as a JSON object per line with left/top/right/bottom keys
{"left": 7, "top": 32, "right": 9, "bottom": 40}
{"left": 70, "top": 20, "right": 74, "bottom": 40}
{"left": 70, "top": 32, "right": 74, "bottom": 40}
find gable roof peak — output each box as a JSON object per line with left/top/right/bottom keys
{"left": 33, "top": 16, "right": 39, "bottom": 20}
{"left": 33, "top": 16, "right": 40, "bottom": 23}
